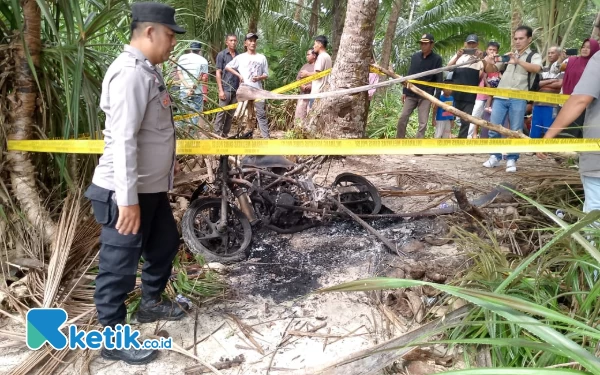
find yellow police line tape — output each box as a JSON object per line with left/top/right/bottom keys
{"left": 365, "top": 65, "right": 569, "bottom": 106}
{"left": 173, "top": 68, "right": 332, "bottom": 120}
{"left": 7, "top": 138, "right": 600, "bottom": 155}
{"left": 173, "top": 65, "right": 567, "bottom": 121}
{"left": 407, "top": 80, "right": 569, "bottom": 106}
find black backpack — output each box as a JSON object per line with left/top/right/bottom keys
{"left": 526, "top": 52, "right": 541, "bottom": 91}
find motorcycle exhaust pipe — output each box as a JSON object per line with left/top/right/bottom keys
{"left": 233, "top": 187, "right": 259, "bottom": 224}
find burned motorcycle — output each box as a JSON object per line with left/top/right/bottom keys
{"left": 181, "top": 137, "right": 381, "bottom": 264}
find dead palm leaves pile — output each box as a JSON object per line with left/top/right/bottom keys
{"left": 0, "top": 182, "right": 227, "bottom": 374}
{"left": 0, "top": 186, "right": 98, "bottom": 374}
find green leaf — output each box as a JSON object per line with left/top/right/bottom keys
{"left": 318, "top": 278, "right": 600, "bottom": 373}
{"left": 505, "top": 187, "right": 600, "bottom": 264}
{"left": 436, "top": 369, "right": 589, "bottom": 375}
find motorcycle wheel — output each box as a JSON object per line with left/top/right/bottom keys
{"left": 182, "top": 198, "right": 252, "bottom": 264}
{"left": 332, "top": 173, "right": 382, "bottom": 215}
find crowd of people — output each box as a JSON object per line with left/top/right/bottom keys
{"left": 169, "top": 25, "right": 599, "bottom": 209}
{"left": 170, "top": 33, "right": 333, "bottom": 139}
{"left": 165, "top": 21, "right": 600, "bottom": 209}
{"left": 171, "top": 27, "right": 596, "bottom": 169}
{"left": 395, "top": 26, "right": 599, "bottom": 175}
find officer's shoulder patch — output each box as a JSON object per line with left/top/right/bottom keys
{"left": 122, "top": 54, "right": 137, "bottom": 68}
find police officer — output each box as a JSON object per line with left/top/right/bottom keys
{"left": 84, "top": 2, "right": 187, "bottom": 365}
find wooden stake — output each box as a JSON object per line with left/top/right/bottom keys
{"left": 452, "top": 186, "right": 488, "bottom": 222}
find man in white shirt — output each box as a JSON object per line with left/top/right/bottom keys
{"left": 177, "top": 41, "right": 208, "bottom": 126}
{"left": 300, "top": 35, "right": 332, "bottom": 109}
{"left": 225, "top": 33, "right": 270, "bottom": 138}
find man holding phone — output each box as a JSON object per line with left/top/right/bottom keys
{"left": 447, "top": 34, "right": 484, "bottom": 138}
{"left": 481, "top": 25, "right": 542, "bottom": 172}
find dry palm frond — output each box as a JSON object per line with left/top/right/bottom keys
{"left": 8, "top": 348, "right": 55, "bottom": 375}
{"left": 3, "top": 184, "right": 225, "bottom": 374}
{"left": 42, "top": 188, "right": 82, "bottom": 308}
{"left": 519, "top": 170, "right": 582, "bottom": 190}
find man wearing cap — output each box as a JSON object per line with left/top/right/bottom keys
{"left": 447, "top": 34, "right": 485, "bottom": 138}
{"left": 225, "top": 32, "right": 270, "bottom": 138}
{"left": 83, "top": 2, "right": 188, "bottom": 365}
{"left": 177, "top": 41, "right": 209, "bottom": 126}
{"left": 396, "top": 34, "right": 443, "bottom": 139}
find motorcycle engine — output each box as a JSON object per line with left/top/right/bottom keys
{"left": 270, "top": 188, "right": 304, "bottom": 228}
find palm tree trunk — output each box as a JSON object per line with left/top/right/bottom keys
{"left": 248, "top": 0, "right": 260, "bottom": 33}
{"left": 248, "top": 16, "right": 258, "bottom": 33}
{"left": 308, "top": 0, "right": 320, "bottom": 38}
{"left": 332, "top": 0, "right": 346, "bottom": 60}
{"left": 294, "top": 0, "right": 304, "bottom": 22}
{"left": 307, "top": 0, "right": 379, "bottom": 138}
{"left": 210, "top": 40, "right": 221, "bottom": 64}
{"left": 7, "top": 0, "right": 56, "bottom": 244}
{"left": 591, "top": 11, "right": 600, "bottom": 41}
{"left": 511, "top": 0, "right": 522, "bottom": 47}
{"left": 379, "top": 0, "right": 402, "bottom": 70}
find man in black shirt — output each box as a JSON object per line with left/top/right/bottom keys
{"left": 396, "top": 34, "right": 443, "bottom": 138}
{"left": 215, "top": 34, "right": 240, "bottom": 136}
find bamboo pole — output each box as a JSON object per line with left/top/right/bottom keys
{"left": 371, "top": 63, "right": 577, "bottom": 158}
{"left": 236, "top": 60, "right": 476, "bottom": 102}
{"left": 370, "top": 64, "right": 527, "bottom": 140}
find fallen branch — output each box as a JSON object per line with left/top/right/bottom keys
{"left": 149, "top": 335, "right": 224, "bottom": 375}
{"left": 185, "top": 322, "right": 226, "bottom": 351}
{"left": 266, "top": 318, "right": 295, "bottom": 375}
{"left": 452, "top": 186, "right": 488, "bottom": 222}
{"left": 327, "top": 197, "right": 405, "bottom": 256}
{"left": 323, "top": 328, "right": 331, "bottom": 352}
{"left": 328, "top": 325, "right": 367, "bottom": 346}
{"left": 227, "top": 314, "right": 265, "bottom": 355}
{"left": 184, "top": 354, "right": 245, "bottom": 374}
{"left": 286, "top": 305, "right": 472, "bottom": 375}
{"left": 372, "top": 64, "right": 577, "bottom": 158}
{"left": 236, "top": 60, "right": 477, "bottom": 102}
{"left": 372, "top": 64, "right": 525, "bottom": 140}
{"left": 286, "top": 330, "right": 367, "bottom": 339}
{"left": 253, "top": 321, "right": 326, "bottom": 366}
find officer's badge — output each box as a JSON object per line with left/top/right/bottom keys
{"left": 160, "top": 92, "right": 171, "bottom": 108}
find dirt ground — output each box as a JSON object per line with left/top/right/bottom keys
{"left": 0, "top": 152, "right": 567, "bottom": 375}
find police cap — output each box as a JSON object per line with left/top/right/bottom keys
{"left": 131, "top": 2, "right": 186, "bottom": 34}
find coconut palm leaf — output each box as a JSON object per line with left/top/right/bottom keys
{"left": 388, "top": 0, "right": 509, "bottom": 73}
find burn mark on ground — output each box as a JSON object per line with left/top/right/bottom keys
{"left": 228, "top": 217, "right": 446, "bottom": 303}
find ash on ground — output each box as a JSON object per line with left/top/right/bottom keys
{"left": 228, "top": 216, "right": 457, "bottom": 303}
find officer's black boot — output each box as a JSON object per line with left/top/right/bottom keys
{"left": 135, "top": 295, "right": 188, "bottom": 323}
{"left": 100, "top": 323, "right": 158, "bottom": 365}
